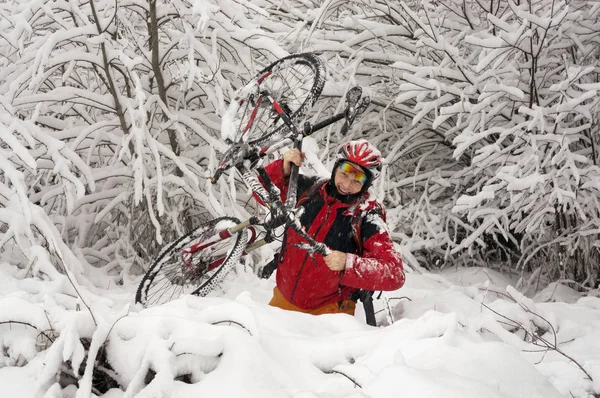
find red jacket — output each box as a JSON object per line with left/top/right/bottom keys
{"left": 260, "top": 159, "right": 405, "bottom": 310}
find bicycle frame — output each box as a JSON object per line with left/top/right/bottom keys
{"left": 135, "top": 54, "right": 374, "bottom": 306}
{"left": 184, "top": 86, "right": 369, "bottom": 270}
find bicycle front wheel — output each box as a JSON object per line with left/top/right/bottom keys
{"left": 135, "top": 217, "right": 247, "bottom": 307}
{"left": 226, "top": 52, "right": 326, "bottom": 146}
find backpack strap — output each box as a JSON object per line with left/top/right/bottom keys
{"left": 347, "top": 199, "right": 380, "bottom": 326}
{"left": 350, "top": 212, "right": 364, "bottom": 255}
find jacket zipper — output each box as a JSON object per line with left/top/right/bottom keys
{"left": 290, "top": 200, "right": 334, "bottom": 304}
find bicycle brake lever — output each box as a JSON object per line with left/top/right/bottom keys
{"left": 345, "top": 86, "right": 362, "bottom": 110}
{"left": 340, "top": 87, "right": 370, "bottom": 135}
{"left": 355, "top": 96, "right": 371, "bottom": 116}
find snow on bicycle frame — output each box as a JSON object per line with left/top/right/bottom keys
{"left": 135, "top": 53, "right": 370, "bottom": 306}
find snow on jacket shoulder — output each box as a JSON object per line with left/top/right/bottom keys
{"left": 258, "top": 159, "right": 405, "bottom": 310}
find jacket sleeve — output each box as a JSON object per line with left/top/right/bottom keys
{"left": 254, "top": 159, "right": 317, "bottom": 204}
{"left": 340, "top": 206, "right": 405, "bottom": 291}
{"left": 254, "top": 159, "right": 289, "bottom": 204}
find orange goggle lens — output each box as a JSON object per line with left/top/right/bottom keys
{"left": 339, "top": 162, "right": 368, "bottom": 184}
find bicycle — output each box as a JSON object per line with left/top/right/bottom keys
{"left": 135, "top": 53, "right": 370, "bottom": 307}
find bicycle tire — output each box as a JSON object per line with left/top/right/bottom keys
{"left": 135, "top": 216, "right": 247, "bottom": 306}
{"left": 227, "top": 52, "right": 326, "bottom": 147}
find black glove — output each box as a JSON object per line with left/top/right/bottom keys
{"left": 259, "top": 253, "right": 279, "bottom": 279}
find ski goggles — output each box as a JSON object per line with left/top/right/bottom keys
{"left": 338, "top": 161, "right": 368, "bottom": 184}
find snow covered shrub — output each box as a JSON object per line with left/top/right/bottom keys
{"left": 1, "top": 0, "right": 598, "bottom": 290}
{"left": 377, "top": 0, "right": 600, "bottom": 286}
{"left": 0, "top": 0, "right": 277, "bottom": 278}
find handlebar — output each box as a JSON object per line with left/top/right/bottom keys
{"left": 209, "top": 85, "right": 367, "bottom": 257}
{"left": 211, "top": 86, "right": 370, "bottom": 185}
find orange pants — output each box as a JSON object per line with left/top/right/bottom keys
{"left": 268, "top": 287, "right": 356, "bottom": 316}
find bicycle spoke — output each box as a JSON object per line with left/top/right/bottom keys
{"left": 140, "top": 55, "right": 327, "bottom": 307}
{"left": 144, "top": 262, "right": 187, "bottom": 305}
{"left": 230, "top": 54, "right": 325, "bottom": 146}
{"left": 136, "top": 217, "right": 243, "bottom": 307}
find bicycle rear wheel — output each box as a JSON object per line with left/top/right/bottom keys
{"left": 225, "top": 52, "right": 326, "bottom": 146}
{"left": 135, "top": 217, "right": 247, "bottom": 307}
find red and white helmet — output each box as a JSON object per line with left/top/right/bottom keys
{"left": 339, "top": 139, "right": 383, "bottom": 180}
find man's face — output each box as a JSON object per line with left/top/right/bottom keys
{"left": 334, "top": 161, "right": 367, "bottom": 195}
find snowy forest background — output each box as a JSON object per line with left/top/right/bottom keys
{"left": 1, "top": 0, "right": 600, "bottom": 396}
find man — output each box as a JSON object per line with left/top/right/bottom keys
{"left": 259, "top": 139, "right": 405, "bottom": 317}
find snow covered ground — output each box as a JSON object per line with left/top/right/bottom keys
{"left": 1, "top": 262, "right": 599, "bottom": 398}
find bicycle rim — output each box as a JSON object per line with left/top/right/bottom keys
{"left": 191, "top": 225, "right": 248, "bottom": 297}
{"left": 135, "top": 217, "right": 244, "bottom": 307}
{"left": 230, "top": 53, "right": 326, "bottom": 146}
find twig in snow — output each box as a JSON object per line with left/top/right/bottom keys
{"left": 0, "top": 320, "right": 56, "bottom": 343}
{"left": 480, "top": 302, "right": 593, "bottom": 381}
{"left": 212, "top": 320, "right": 253, "bottom": 335}
{"left": 374, "top": 296, "right": 412, "bottom": 316}
{"left": 327, "top": 369, "right": 362, "bottom": 388}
